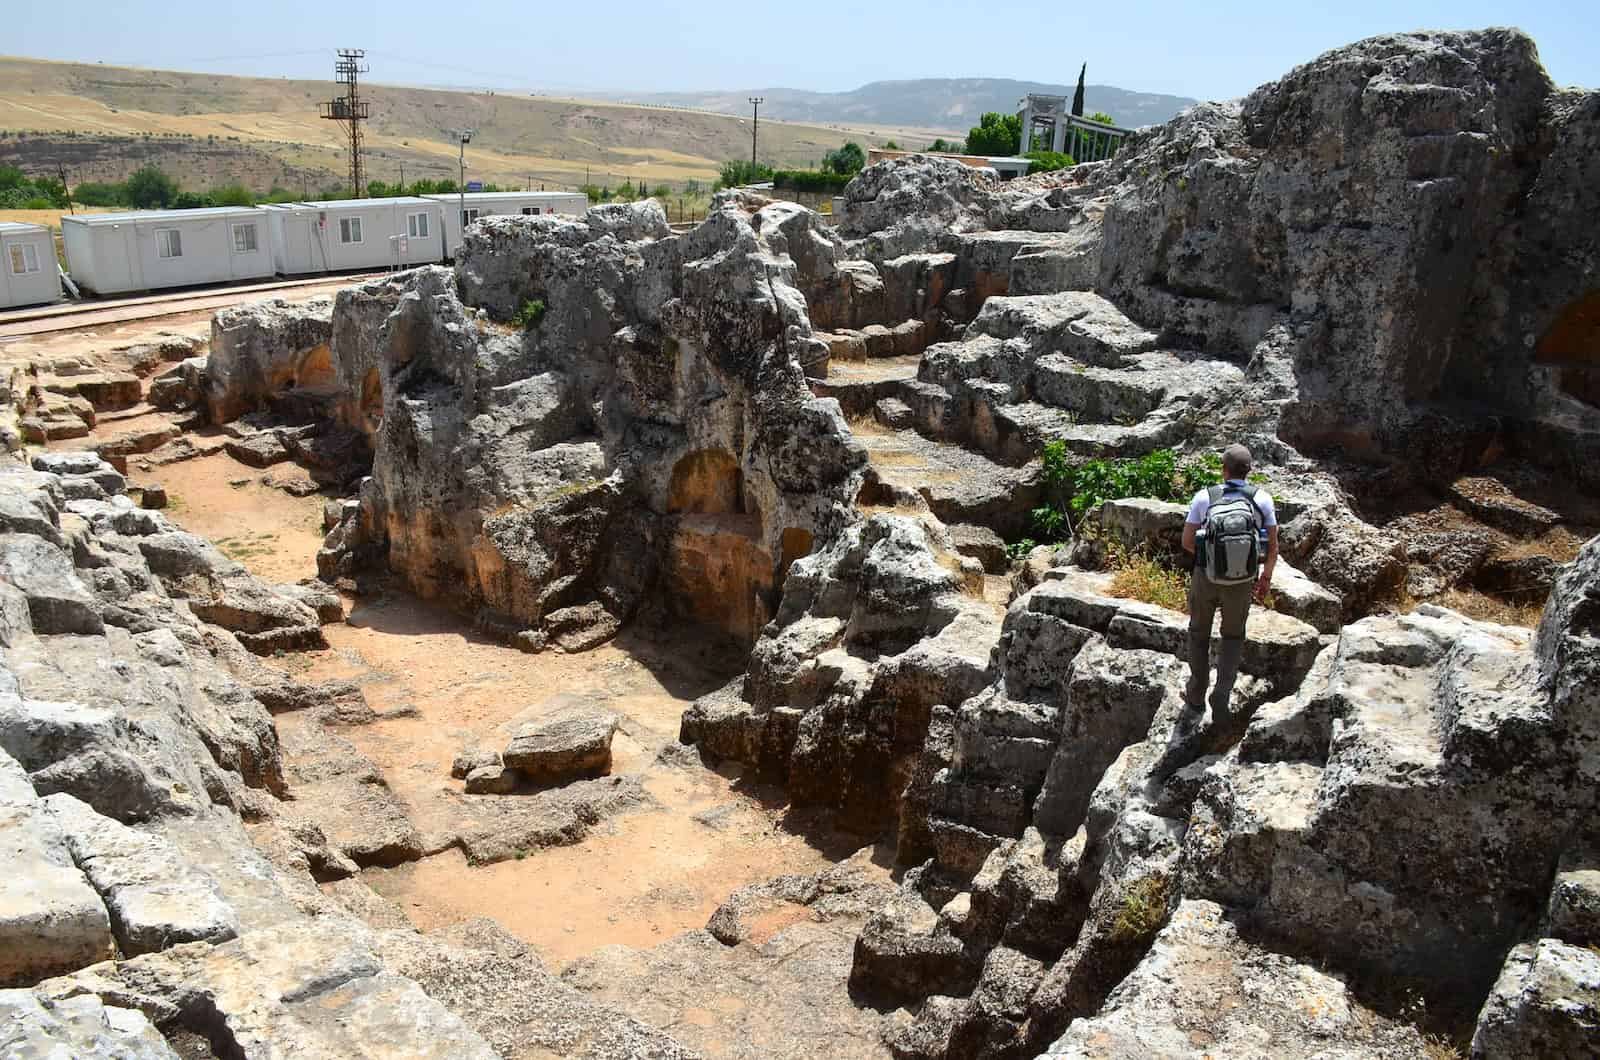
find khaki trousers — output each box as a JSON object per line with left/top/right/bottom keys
{"left": 1185, "top": 571, "right": 1252, "bottom": 712}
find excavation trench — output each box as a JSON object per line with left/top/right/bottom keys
{"left": 137, "top": 439, "right": 898, "bottom": 1057}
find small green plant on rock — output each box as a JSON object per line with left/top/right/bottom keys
{"left": 1110, "top": 873, "right": 1171, "bottom": 942}
{"left": 1030, "top": 444, "right": 1222, "bottom": 542}
{"left": 510, "top": 298, "right": 546, "bottom": 330}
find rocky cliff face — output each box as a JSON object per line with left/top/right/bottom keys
{"left": 316, "top": 200, "right": 874, "bottom": 651}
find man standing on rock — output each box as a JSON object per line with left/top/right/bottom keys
{"left": 1181, "top": 444, "right": 1278, "bottom": 716}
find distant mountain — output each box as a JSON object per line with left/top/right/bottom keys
{"left": 598, "top": 78, "right": 1199, "bottom": 134}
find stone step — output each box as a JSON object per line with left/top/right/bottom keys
{"left": 977, "top": 402, "right": 1191, "bottom": 466}
{"left": 853, "top": 424, "right": 1041, "bottom": 539}
{"left": 816, "top": 319, "right": 931, "bottom": 361}
{"left": 811, "top": 355, "right": 921, "bottom": 418}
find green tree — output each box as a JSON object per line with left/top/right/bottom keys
{"left": 210, "top": 184, "right": 255, "bottom": 207}
{"left": 822, "top": 141, "right": 866, "bottom": 176}
{"left": 73, "top": 181, "right": 126, "bottom": 207}
{"left": 965, "top": 112, "right": 1022, "bottom": 156}
{"left": 717, "top": 159, "right": 774, "bottom": 188}
{"left": 883, "top": 139, "right": 900, "bottom": 150}
{"left": 926, "top": 138, "right": 956, "bottom": 152}
{"left": 124, "top": 166, "right": 179, "bottom": 209}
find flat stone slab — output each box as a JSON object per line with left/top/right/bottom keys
{"left": 503, "top": 711, "right": 620, "bottom": 784}
{"left": 223, "top": 431, "right": 292, "bottom": 469}
{"left": 0, "top": 751, "right": 114, "bottom": 985}
{"left": 1043, "top": 900, "right": 1426, "bottom": 1057}
{"left": 44, "top": 793, "right": 239, "bottom": 955}
{"left": 0, "top": 989, "right": 178, "bottom": 1058}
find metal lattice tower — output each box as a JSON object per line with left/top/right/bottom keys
{"left": 319, "top": 49, "right": 370, "bottom": 197}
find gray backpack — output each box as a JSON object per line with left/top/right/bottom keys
{"left": 1200, "top": 485, "right": 1263, "bottom": 585}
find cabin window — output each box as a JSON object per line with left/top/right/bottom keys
{"left": 521, "top": 206, "right": 541, "bottom": 215}
{"left": 8, "top": 243, "right": 40, "bottom": 274}
{"left": 407, "top": 212, "right": 430, "bottom": 239}
{"left": 340, "top": 217, "right": 363, "bottom": 244}
{"left": 461, "top": 208, "right": 481, "bottom": 226}
{"left": 231, "top": 223, "right": 258, "bottom": 253}
{"left": 156, "top": 229, "right": 183, "bottom": 259}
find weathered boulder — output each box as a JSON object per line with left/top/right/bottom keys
{"left": 839, "top": 155, "right": 997, "bottom": 256}
{"left": 502, "top": 710, "right": 619, "bottom": 784}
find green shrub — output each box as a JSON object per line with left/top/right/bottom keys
{"left": 773, "top": 170, "right": 852, "bottom": 193}
{"left": 1030, "top": 444, "right": 1222, "bottom": 542}
{"left": 1024, "top": 150, "right": 1075, "bottom": 173}
{"left": 717, "top": 159, "right": 774, "bottom": 188}
{"left": 0, "top": 166, "right": 68, "bottom": 208}
{"left": 510, "top": 298, "right": 546, "bottom": 329}
{"left": 73, "top": 181, "right": 126, "bottom": 206}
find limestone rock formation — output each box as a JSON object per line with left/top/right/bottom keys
{"left": 314, "top": 199, "right": 869, "bottom": 652}
{"left": 206, "top": 297, "right": 334, "bottom": 425}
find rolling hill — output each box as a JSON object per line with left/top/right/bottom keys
{"left": 600, "top": 78, "right": 1199, "bottom": 132}
{"left": 0, "top": 56, "right": 942, "bottom": 196}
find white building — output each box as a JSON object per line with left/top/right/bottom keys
{"left": 61, "top": 208, "right": 274, "bottom": 296}
{"left": 258, "top": 197, "right": 447, "bottom": 275}
{"left": 422, "top": 191, "right": 589, "bottom": 256}
{"left": 0, "top": 222, "right": 61, "bottom": 309}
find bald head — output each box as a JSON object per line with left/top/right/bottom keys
{"left": 1222, "top": 444, "right": 1253, "bottom": 480}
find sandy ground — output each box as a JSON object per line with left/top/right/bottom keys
{"left": 154, "top": 440, "right": 880, "bottom": 970}
{"left": 137, "top": 449, "right": 328, "bottom": 585}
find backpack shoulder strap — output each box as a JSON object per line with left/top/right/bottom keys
{"left": 1207, "top": 485, "right": 1224, "bottom": 505}
{"left": 1238, "top": 485, "right": 1258, "bottom": 501}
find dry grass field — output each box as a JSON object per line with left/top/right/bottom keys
{"left": 0, "top": 55, "right": 944, "bottom": 195}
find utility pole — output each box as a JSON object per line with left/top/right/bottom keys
{"left": 58, "top": 164, "right": 73, "bottom": 214}
{"left": 748, "top": 97, "right": 763, "bottom": 171}
{"left": 451, "top": 128, "right": 475, "bottom": 243}
{"left": 398, "top": 162, "right": 404, "bottom": 195}
{"left": 318, "top": 49, "right": 370, "bottom": 197}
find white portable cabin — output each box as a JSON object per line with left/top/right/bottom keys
{"left": 60, "top": 208, "right": 273, "bottom": 295}
{"left": 423, "top": 191, "right": 590, "bottom": 256}
{"left": 259, "top": 197, "right": 447, "bottom": 275}
{"left": 0, "top": 222, "right": 61, "bottom": 309}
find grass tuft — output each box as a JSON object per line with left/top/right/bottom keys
{"left": 1102, "top": 538, "right": 1189, "bottom": 613}
{"left": 1109, "top": 874, "right": 1171, "bottom": 943}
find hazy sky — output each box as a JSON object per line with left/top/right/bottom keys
{"left": 8, "top": 0, "right": 1594, "bottom": 100}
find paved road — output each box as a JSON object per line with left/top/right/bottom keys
{"left": 0, "top": 272, "right": 387, "bottom": 337}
